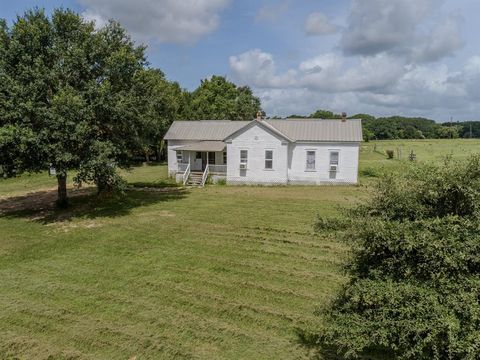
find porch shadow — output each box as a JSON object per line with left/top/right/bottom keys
{"left": 0, "top": 185, "right": 188, "bottom": 224}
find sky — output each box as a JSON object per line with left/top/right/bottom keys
{"left": 2, "top": 0, "right": 480, "bottom": 121}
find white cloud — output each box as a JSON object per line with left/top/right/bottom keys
{"left": 229, "top": 47, "right": 480, "bottom": 120}
{"left": 79, "top": 0, "right": 230, "bottom": 44}
{"left": 412, "top": 14, "right": 464, "bottom": 63}
{"left": 341, "top": 0, "right": 436, "bottom": 56}
{"left": 82, "top": 9, "right": 108, "bottom": 29}
{"left": 226, "top": 0, "right": 473, "bottom": 119}
{"left": 229, "top": 49, "right": 297, "bottom": 88}
{"left": 304, "top": 12, "right": 338, "bottom": 35}
{"left": 230, "top": 50, "right": 406, "bottom": 93}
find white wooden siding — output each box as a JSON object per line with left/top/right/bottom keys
{"left": 167, "top": 140, "right": 198, "bottom": 176}
{"left": 169, "top": 128, "right": 360, "bottom": 184}
{"left": 288, "top": 142, "right": 359, "bottom": 184}
{"left": 226, "top": 123, "right": 288, "bottom": 185}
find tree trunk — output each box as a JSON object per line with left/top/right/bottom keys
{"left": 56, "top": 173, "right": 68, "bottom": 208}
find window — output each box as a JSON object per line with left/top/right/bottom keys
{"left": 208, "top": 152, "right": 215, "bottom": 165}
{"left": 223, "top": 151, "right": 227, "bottom": 165}
{"left": 196, "top": 152, "right": 202, "bottom": 160}
{"left": 330, "top": 151, "right": 339, "bottom": 165}
{"left": 306, "top": 151, "right": 316, "bottom": 170}
{"left": 176, "top": 151, "right": 183, "bottom": 163}
{"left": 240, "top": 150, "right": 248, "bottom": 164}
{"left": 329, "top": 151, "right": 339, "bottom": 179}
{"left": 265, "top": 150, "right": 273, "bottom": 169}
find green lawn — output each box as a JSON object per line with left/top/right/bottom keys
{"left": 0, "top": 139, "right": 479, "bottom": 359}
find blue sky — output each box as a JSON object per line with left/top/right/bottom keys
{"left": 2, "top": 0, "right": 480, "bottom": 120}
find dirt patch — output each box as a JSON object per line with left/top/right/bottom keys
{"left": 0, "top": 187, "right": 94, "bottom": 217}
{"left": 46, "top": 219, "right": 102, "bottom": 233}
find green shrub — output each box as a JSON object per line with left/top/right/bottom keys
{"left": 359, "top": 167, "right": 380, "bottom": 178}
{"left": 305, "top": 155, "right": 480, "bottom": 359}
{"left": 216, "top": 178, "right": 227, "bottom": 185}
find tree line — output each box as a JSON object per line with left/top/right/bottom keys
{"left": 0, "top": 8, "right": 261, "bottom": 206}
{"left": 286, "top": 109, "right": 480, "bottom": 141}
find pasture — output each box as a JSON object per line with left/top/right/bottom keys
{"left": 0, "top": 139, "right": 479, "bottom": 359}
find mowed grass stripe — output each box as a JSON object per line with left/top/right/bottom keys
{"left": 0, "top": 164, "right": 362, "bottom": 359}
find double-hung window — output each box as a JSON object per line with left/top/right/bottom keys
{"left": 240, "top": 150, "right": 248, "bottom": 165}
{"left": 176, "top": 151, "right": 183, "bottom": 164}
{"left": 306, "top": 150, "right": 316, "bottom": 170}
{"left": 329, "top": 151, "right": 339, "bottom": 179}
{"left": 330, "top": 151, "right": 339, "bottom": 166}
{"left": 265, "top": 150, "right": 273, "bottom": 169}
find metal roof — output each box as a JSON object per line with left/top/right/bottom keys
{"left": 165, "top": 118, "right": 363, "bottom": 143}
{"left": 175, "top": 141, "right": 226, "bottom": 152}
{"left": 164, "top": 120, "right": 250, "bottom": 141}
{"left": 263, "top": 119, "right": 363, "bottom": 142}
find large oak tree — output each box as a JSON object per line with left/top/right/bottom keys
{"left": 0, "top": 9, "right": 147, "bottom": 206}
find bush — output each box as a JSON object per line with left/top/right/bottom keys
{"left": 386, "top": 149, "right": 395, "bottom": 159}
{"left": 216, "top": 178, "right": 227, "bottom": 185}
{"left": 305, "top": 155, "right": 480, "bottom": 359}
{"left": 359, "top": 167, "right": 380, "bottom": 178}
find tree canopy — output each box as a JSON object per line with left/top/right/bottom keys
{"left": 0, "top": 9, "right": 148, "bottom": 206}
{"left": 186, "top": 75, "right": 261, "bottom": 120}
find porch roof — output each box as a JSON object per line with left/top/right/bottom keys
{"left": 175, "top": 141, "right": 226, "bottom": 152}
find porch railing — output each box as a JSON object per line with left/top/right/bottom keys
{"left": 201, "top": 164, "right": 209, "bottom": 187}
{"left": 209, "top": 164, "right": 227, "bottom": 174}
{"left": 182, "top": 163, "right": 190, "bottom": 186}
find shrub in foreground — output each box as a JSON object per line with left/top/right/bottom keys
{"left": 306, "top": 156, "right": 480, "bottom": 359}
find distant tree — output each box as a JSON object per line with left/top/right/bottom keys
{"left": 309, "top": 109, "right": 342, "bottom": 119}
{"left": 131, "top": 68, "right": 183, "bottom": 161}
{"left": 452, "top": 121, "right": 480, "bottom": 138}
{"left": 436, "top": 124, "right": 460, "bottom": 139}
{"left": 304, "top": 156, "right": 480, "bottom": 359}
{"left": 188, "top": 76, "right": 261, "bottom": 120}
{"left": 0, "top": 9, "right": 147, "bottom": 206}
{"left": 362, "top": 128, "right": 375, "bottom": 141}
{"left": 286, "top": 114, "right": 309, "bottom": 119}
{"left": 349, "top": 113, "right": 376, "bottom": 122}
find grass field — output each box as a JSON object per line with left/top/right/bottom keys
{"left": 0, "top": 139, "right": 479, "bottom": 359}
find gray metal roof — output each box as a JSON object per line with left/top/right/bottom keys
{"left": 165, "top": 119, "right": 362, "bottom": 143}
{"left": 175, "top": 141, "right": 226, "bottom": 152}
{"left": 164, "top": 120, "right": 250, "bottom": 141}
{"left": 264, "top": 119, "right": 363, "bottom": 142}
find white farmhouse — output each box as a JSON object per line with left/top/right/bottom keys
{"left": 164, "top": 117, "right": 362, "bottom": 186}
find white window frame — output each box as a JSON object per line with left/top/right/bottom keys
{"left": 329, "top": 150, "right": 340, "bottom": 179}
{"left": 264, "top": 150, "right": 273, "bottom": 170}
{"left": 306, "top": 150, "right": 316, "bottom": 171}
{"left": 240, "top": 150, "right": 248, "bottom": 165}
{"left": 329, "top": 150, "right": 340, "bottom": 166}
{"left": 176, "top": 151, "right": 183, "bottom": 164}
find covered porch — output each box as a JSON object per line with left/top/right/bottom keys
{"left": 175, "top": 141, "right": 227, "bottom": 175}
{"left": 174, "top": 141, "right": 227, "bottom": 186}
